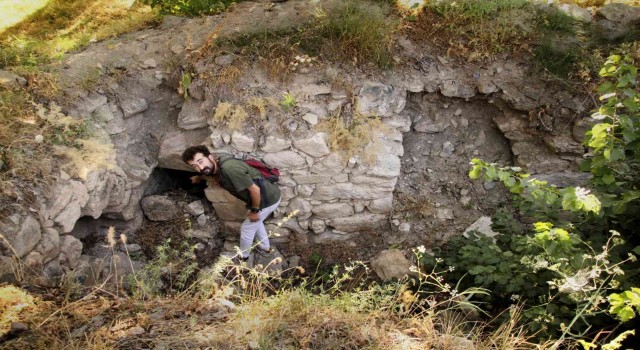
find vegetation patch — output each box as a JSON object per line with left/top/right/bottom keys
{"left": 207, "top": 0, "right": 396, "bottom": 82}
{"left": 317, "top": 109, "right": 388, "bottom": 164}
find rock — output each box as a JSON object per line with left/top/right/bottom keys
{"left": 120, "top": 98, "right": 149, "bottom": 118}
{"left": 367, "top": 153, "right": 401, "bottom": 178}
{"left": 598, "top": 3, "right": 640, "bottom": 25}
{"left": 356, "top": 82, "right": 406, "bottom": 117}
{"left": 231, "top": 131, "right": 256, "bottom": 152}
{"left": 327, "top": 213, "right": 386, "bottom": 232}
{"left": 301, "top": 113, "right": 319, "bottom": 125}
{"left": 248, "top": 341, "right": 260, "bottom": 350}
{"left": 292, "top": 174, "right": 331, "bottom": 184}
{"left": 440, "top": 142, "right": 455, "bottom": 157}
{"left": 261, "top": 135, "right": 291, "bottom": 152}
{"left": 141, "top": 195, "right": 179, "bottom": 221}
{"left": 530, "top": 171, "right": 591, "bottom": 188}
{"left": 512, "top": 141, "right": 573, "bottom": 173}
{"left": 197, "top": 214, "right": 208, "bottom": 227}
{"left": 310, "top": 153, "right": 347, "bottom": 175}
{"left": 287, "top": 197, "right": 313, "bottom": 219}
{"left": 185, "top": 200, "right": 205, "bottom": 216}
{"left": 24, "top": 252, "right": 43, "bottom": 268}
{"left": 120, "top": 244, "right": 142, "bottom": 253}
{"left": 36, "top": 228, "right": 60, "bottom": 263}
{"left": 370, "top": 249, "right": 413, "bottom": 281}
{"left": 414, "top": 114, "right": 450, "bottom": 133}
{"left": 262, "top": 151, "right": 306, "bottom": 169}
{"left": 441, "top": 335, "right": 476, "bottom": 350}
{"left": 128, "top": 326, "right": 146, "bottom": 336}
{"left": 298, "top": 102, "right": 328, "bottom": 118}
{"left": 596, "top": 19, "right": 632, "bottom": 41}
{"left": 292, "top": 132, "right": 331, "bottom": 158}
{"left": 543, "top": 134, "right": 584, "bottom": 155}
{"left": 463, "top": 216, "right": 499, "bottom": 239}
{"left": 398, "top": 222, "right": 411, "bottom": 233}
{"left": 558, "top": 3, "right": 592, "bottom": 23}
{"left": 215, "top": 54, "right": 235, "bottom": 67}
{"left": 483, "top": 181, "right": 496, "bottom": 190}
{"left": 436, "top": 209, "right": 454, "bottom": 220}
{"left": 178, "top": 99, "right": 209, "bottom": 130}
{"left": 205, "top": 187, "right": 246, "bottom": 221}
{"left": 0, "top": 213, "right": 42, "bottom": 258}
{"left": 310, "top": 219, "right": 326, "bottom": 234}
{"left": 312, "top": 203, "right": 355, "bottom": 219}
{"left": 493, "top": 111, "right": 535, "bottom": 141}
{"left": 313, "top": 183, "right": 389, "bottom": 201}
{"left": 0, "top": 70, "right": 27, "bottom": 87}
{"left": 59, "top": 235, "right": 83, "bottom": 269}
{"left": 368, "top": 195, "right": 393, "bottom": 214}
{"left": 572, "top": 117, "right": 595, "bottom": 143}
{"left": 383, "top": 114, "right": 412, "bottom": 132}
{"left": 142, "top": 59, "right": 157, "bottom": 68}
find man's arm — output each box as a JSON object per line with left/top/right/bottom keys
{"left": 247, "top": 184, "right": 261, "bottom": 222}
{"left": 247, "top": 184, "right": 261, "bottom": 209}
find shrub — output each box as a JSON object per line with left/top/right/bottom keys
{"left": 141, "top": 0, "right": 242, "bottom": 16}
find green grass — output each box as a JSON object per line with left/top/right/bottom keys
{"left": 0, "top": 0, "right": 49, "bottom": 33}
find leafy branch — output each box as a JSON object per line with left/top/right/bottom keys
{"left": 469, "top": 158, "right": 601, "bottom": 215}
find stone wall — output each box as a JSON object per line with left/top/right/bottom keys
{"left": 5, "top": 0, "right": 635, "bottom": 280}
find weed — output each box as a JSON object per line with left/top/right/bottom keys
{"left": 179, "top": 71, "right": 191, "bottom": 99}
{"left": 280, "top": 92, "right": 296, "bottom": 111}
{"left": 317, "top": 107, "right": 387, "bottom": 163}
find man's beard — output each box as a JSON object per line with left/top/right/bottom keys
{"left": 201, "top": 167, "right": 213, "bottom": 175}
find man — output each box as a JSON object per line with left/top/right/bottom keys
{"left": 182, "top": 145, "right": 281, "bottom": 262}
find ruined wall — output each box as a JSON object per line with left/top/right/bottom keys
{"left": 4, "top": 0, "right": 630, "bottom": 280}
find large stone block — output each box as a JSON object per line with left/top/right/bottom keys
{"left": 141, "top": 195, "right": 179, "bottom": 221}
{"left": 327, "top": 213, "right": 387, "bottom": 232}
{"left": 311, "top": 202, "right": 354, "bottom": 219}
{"left": 262, "top": 151, "right": 306, "bottom": 169}
{"left": 178, "top": 99, "right": 208, "bottom": 130}
{"left": 0, "top": 213, "right": 42, "bottom": 258}
{"left": 292, "top": 132, "right": 331, "bottom": 158}
{"left": 313, "top": 183, "right": 389, "bottom": 201}
{"left": 205, "top": 186, "right": 246, "bottom": 221}
{"left": 261, "top": 135, "right": 291, "bottom": 152}
{"left": 310, "top": 153, "right": 347, "bottom": 176}
{"left": 231, "top": 130, "right": 256, "bottom": 152}
{"left": 370, "top": 249, "right": 413, "bottom": 281}
{"left": 356, "top": 82, "right": 406, "bottom": 117}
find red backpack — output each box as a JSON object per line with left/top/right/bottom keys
{"left": 219, "top": 156, "right": 280, "bottom": 183}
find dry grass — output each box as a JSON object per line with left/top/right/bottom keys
{"left": 1, "top": 0, "right": 156, "bottom": 68}
{"left": 0, "top": 0, "right": 156, "bottom": 215}
{"left": 318, "top": 108, "right": 387, "bottom": 164}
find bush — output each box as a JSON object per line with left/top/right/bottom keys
{"left": 141, "top": 0, "right": 242, "bottom": 16}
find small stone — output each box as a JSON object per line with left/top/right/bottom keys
{"left": 197, "top": 214, "right": 207, "bottom": 227}
{"left": 142, "top": 59, "right": 157, "bottom": 68}
{"left": 398, "top": 223, "right": 411, "bottom": 233}
{"left": 128, "top": 326, "right": 145, "bottom": 335}
{"left": 302, "top": 113, "right": 319, "bottom": 125}
{"left": 436, "top": 208, "right": 454, "bottom": 220}
{"left": 454, "top": 108, "right": 462, "bottom": 116}
{"left": 35, "top": 135, "right": 44, "bottom": 143}
{"left": 460, "top": 188, "right": 469, "bottom": 196}
{"left": 215, "top": 54, "right": 235, "bottom": 67}
{"left": 483, "top": 181, "right": 496, "bottom": 190}
{"left": 248, "top": 341, "right": 260, "bottom": 350}
{"left": 440, "top": 142, "right": 455, "bottom": 157}
{"left": 195, "top": 243, "right": 205, "bottom": 251}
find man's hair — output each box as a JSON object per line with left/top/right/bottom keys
{"left": 182, "top": 145, "right": 211, "bottom": 163}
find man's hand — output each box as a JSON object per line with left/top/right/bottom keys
{"left": 190, "top": 175, "right": 203, "bottom": 184}
{"left": 247, "top": 211, "right": 260, "bottom": 222}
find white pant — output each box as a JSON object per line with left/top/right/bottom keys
{"left": 239, "top": 199, "right": 280, "bottom": 258}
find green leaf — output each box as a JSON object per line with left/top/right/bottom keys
{"left": 632, "top": 246, "right": 640, "bottom": 256}
{"left": 610, "top": 148, "right": 624, "bottom": 161}
{"left": 602, "top": 174, "right": 615, "bottom": 184}
{"left": 469, "top": 165, "right": 483, "bottom": 179}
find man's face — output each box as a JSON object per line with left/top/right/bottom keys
{"left": 187, "top": 153, "right": 215, "bottom": 175}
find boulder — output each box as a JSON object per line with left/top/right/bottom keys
{"left": 205, "top": 187, "right": 246, "bottom": 221}
{"left": 370, "top": 249, "right": 413, "bottom": 281}
{"left": 59, "top": 235, "right": 83, "bottom": 269}
{"left": 0, "top": 213, "right": 41, "bottom": 258}
{"left": 356, "top": 82, "right": 406, "bottom": 117}
{"left": 140, "top": 195, "right": 179, "bottom": 221}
